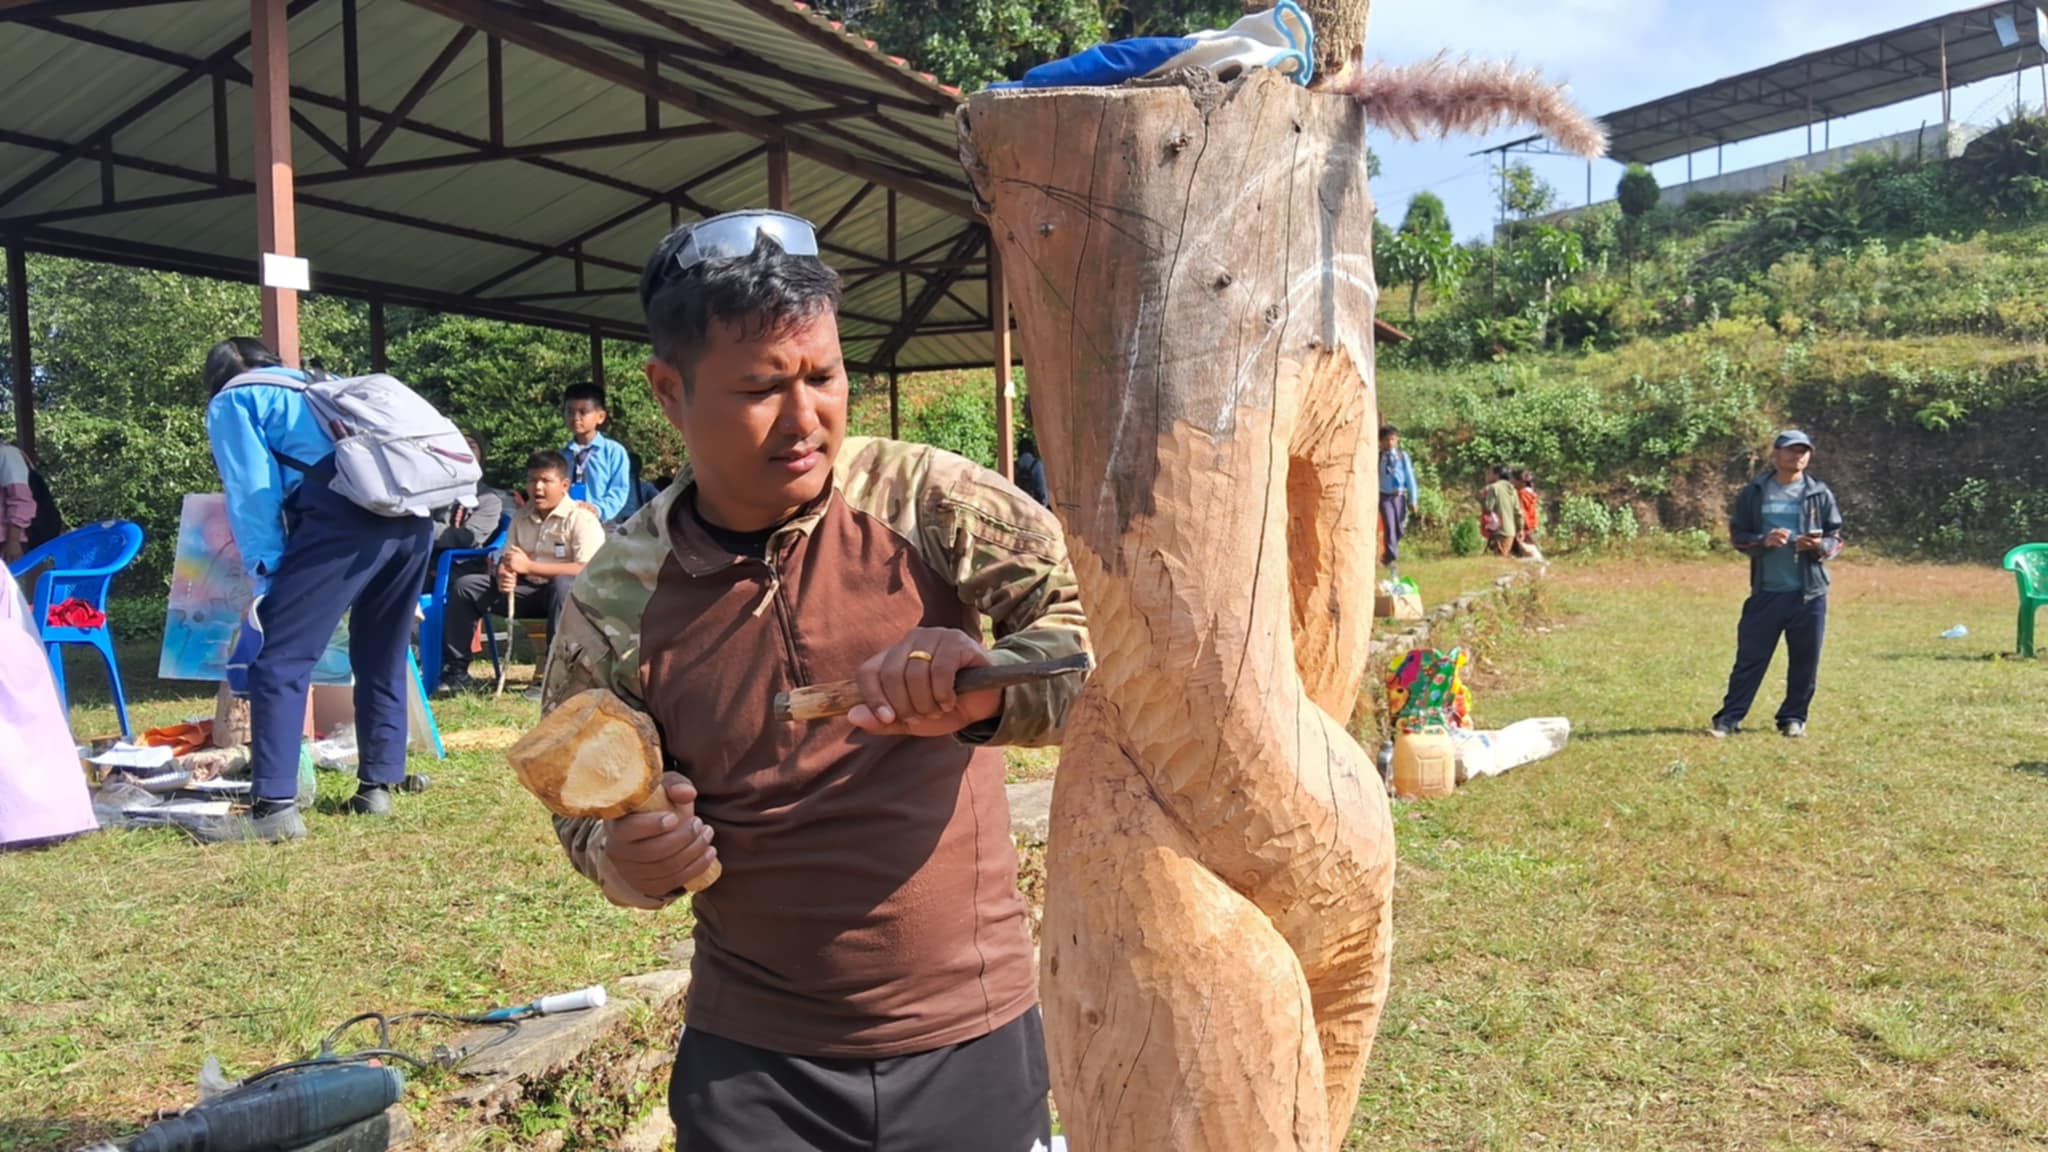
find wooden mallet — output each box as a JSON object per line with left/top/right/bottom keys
{"left": 773, "top": 652, "right": 1094, "bottom": 723}
{"left": 507, "top": 688, "right": 722, "bottom": 894}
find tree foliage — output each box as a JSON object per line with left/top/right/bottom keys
{"left": 1498, "top": 162, "right": 1557, "bottom": 220}
{"left": 1379, "top": 225, "right": 1467, "bottom": 322}
{"left": 814, "top": 0, "right": 1246, "bottom": 90}
{"left": 1617, "top": 164, "right": 1661, "bottom": 219}
{"left": 1400, "top": 191, "right": 1450, "bottom": 237}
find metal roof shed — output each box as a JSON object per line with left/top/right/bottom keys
{"left": 1, "top": 0, "right": 1020, "bottom": 468}
{"left": 1486, "top": 2, "right": 2048, "bottom": 170}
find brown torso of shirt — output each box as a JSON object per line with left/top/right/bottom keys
{"left": 636, "top": 490, "right": 1036, "bottom": 1059}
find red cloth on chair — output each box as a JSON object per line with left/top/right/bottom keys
{"left": 45, "top": 597, "right": 106, "bottom": 629}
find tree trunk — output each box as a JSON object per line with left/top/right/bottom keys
{"left": 961, "top": 71, "right": 1396, "bottom": 1152}
{"left": 1246, "top": 0, "right": 1370, "bottom": 80}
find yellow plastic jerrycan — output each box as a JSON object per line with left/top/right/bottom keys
{"left": 1391, "top": 727, "right": 1457, "bottom": 799}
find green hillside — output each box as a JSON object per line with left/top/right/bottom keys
{"left": 1373, "top": 115, "right": 2048, "bottom": 559}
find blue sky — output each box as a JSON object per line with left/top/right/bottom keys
{"left": 1363, "top": 1, "right": 2044, "bottom": 239}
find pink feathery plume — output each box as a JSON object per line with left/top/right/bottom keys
{"left": 1333, "top": 53, "right": 1608, "bottom": 159}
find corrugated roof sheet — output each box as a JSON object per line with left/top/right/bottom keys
{"left": 1595, "top": 1, "right": 2048, "bottom": 165}
{"left": 0, "top": 0, "right": 997, "bottom": 372}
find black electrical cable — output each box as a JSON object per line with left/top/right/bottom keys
{"left": 238, "top": 1009, "right": 521, "bottom": 1087}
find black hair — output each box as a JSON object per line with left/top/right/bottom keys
{"left": 1379, "top": 424, "right": 1398, "bottom": 439}
{"left": 1018, "top": 436, "right": 1038, "bottom": 455}
{"left": 525, "top": 449, "right": 571, "bottom": 480}
{"left": 637, "top": 228, "right": 842, "bottom": 394}
{"left": 202, "top": 337, "right": 282, "bottom": 396}
{"left": 563, "top": 382, "right": 608, "bottom": 410}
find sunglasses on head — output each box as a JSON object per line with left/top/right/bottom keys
{"left": 652, "top": 209, "right": 820, "bottom": 292}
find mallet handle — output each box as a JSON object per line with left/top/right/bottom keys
{"left": 631, "top": 786, "right": 722, "bottom": 893}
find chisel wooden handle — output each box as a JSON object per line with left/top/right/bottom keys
{"left": 774, "top": 652, "right": 1094, "bottom": 723}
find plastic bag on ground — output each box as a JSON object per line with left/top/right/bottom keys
{"left": 1453, "top": 717, "right": 1571, "bottom": 782}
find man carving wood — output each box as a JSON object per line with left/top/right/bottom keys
{"left": 539, "top": 210, "right": 1089, "bottom": 1149}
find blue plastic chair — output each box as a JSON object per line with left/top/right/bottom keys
{"left": 7, "top": 520, "right": 145, "bottom": 738}
{"left": 417, "top": 520, "right": 508, "bottom": 693}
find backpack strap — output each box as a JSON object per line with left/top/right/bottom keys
{"left": 221, "top": 367, "right": 310, "bottom": 393}
{"left": 220, "top": 369, "right": 320, "bottom": 473}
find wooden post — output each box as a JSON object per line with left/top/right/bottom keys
{"left": 7, "top": 240, "right": 30, "bottom": 455}
{"left": 766, "top": 141, "right": 790, "bottom": 211}
{"left": 368, "top": 295, "right": 387, "bottom": 373}
{"left": 962, "top": 71, "right": 1394, "bottom": 1150}
{"left": 990, "top": 244, "right": 1014, "bottom": 481}
{"left": 887, "top": 369, "right": 901, "bottom": 439}
{"left": 250, "top": 0, "right": 299, "bottom": 364}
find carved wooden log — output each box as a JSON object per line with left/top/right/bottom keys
{"left": 213, "top": 683, "right": 250, "bottom": 749}
{"left": 961, "top": 70, "right": 1396, "bottom": 1151}
{"left": 1250, "top": 0, "right": 1369, "bottom": 81}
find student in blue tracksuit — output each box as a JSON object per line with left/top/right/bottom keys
{"left": 560, "top": 382, "right": 631, "bottom": 523}
{"left": 1378, "top": 424, "right": 1419, "bottom": 568}
{"left": 197, "top": 338, "right": 432, "bottom": 842}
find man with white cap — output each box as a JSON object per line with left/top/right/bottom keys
{"left": 1711, "top": 430, "right": 1843, "bottom": 739}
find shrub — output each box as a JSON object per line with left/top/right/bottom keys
{"left": 1555, "top": 494, "right": 1613, "bottom": 548}
{"left": 1411, "top": 484, "right": 1452, "bottom": 529}
{"left": 1448, "top": 516, "right": 1484, "bottom": 556}
{"left": 905, "top": 386, "right": 999, "bottom": 469}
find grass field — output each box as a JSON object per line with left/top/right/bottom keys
{"left": 1348, "top": 556, "right": 2048, "bottom": 1150}
{"left": 9, "top": 552, "right": 2046, "bottom": 1149}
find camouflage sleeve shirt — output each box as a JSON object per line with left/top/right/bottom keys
{"left": 539, "top": 436, "right": 1090, "bottom": 913}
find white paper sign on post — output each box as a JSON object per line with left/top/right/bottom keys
{"left": 261, "top": 252, "right": 311, "bottom": 292}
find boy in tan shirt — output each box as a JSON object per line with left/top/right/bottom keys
{"left": 437, "top": 450, "right": 605, "bottom": 691}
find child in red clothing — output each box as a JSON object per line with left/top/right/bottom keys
{"left": 1516, "top": 470, "right": 1542, "bottom": 557}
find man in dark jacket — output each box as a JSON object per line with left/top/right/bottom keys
{"left": 1711, "top": 430, "right": 1844, "bottom": 739}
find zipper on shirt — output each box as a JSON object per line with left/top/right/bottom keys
{"left": 750, "top": 549, "right": 807, "bottom": 686}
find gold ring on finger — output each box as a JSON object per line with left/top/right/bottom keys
{"left": 906, "top": 650, "right": 934, "bottom": 662}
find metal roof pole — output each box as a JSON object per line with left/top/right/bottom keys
{"left": 1806, "top": 60, "right": 1814, "bottom": 154}
{"left": 251, "top": 0, "right": 300, "bottom": 364}
{"left": 589, "top": 330, "right": 605, "bottom": 389}
{"left": 767, "top": 142, "right": 790, "bottom": 211}
{"left": 1940, "top": 23, "right": 1951, "bottom": 134}
{"left": 7, "top": 239, "right": 31, "bottom": 455}
{"left": 990, "top": 242, "right": 1014, "bottom": 482}
{"left": 369, "top": 294, "right": 388, "bottom": 373}
{"left": 888, "top": 369, "right": 901, "bottom": 439}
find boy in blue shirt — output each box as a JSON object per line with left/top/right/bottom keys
{"left": 1378, "top": 425, "right": 1419, "bottom": 568}
{"left": 197, "top": 338, "right": 433, "bottom": 842}
{"left": 561, "top": 382, "right": 631, "bottom": 523}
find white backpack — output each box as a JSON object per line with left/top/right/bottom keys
{"left": 225, "top": 369, "right": 481, "bottom": 517}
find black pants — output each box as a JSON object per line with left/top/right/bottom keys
{"left": 439, "top": 572, "right": 573, "bottom": 677}
{"left": 1714, "top": 591, "right": 1827, "bottom": 728}
{"left": 670, "top": 1008, "right": 1051, "bottom": 1152}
